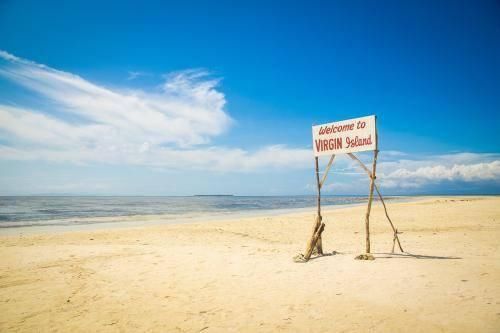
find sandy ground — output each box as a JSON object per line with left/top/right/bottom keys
{"left": 0, "top": 196, "right": 499, "bottom": 332}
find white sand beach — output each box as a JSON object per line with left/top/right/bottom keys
{"left": 1, "top": 196, "right": 499, "bottom": 332}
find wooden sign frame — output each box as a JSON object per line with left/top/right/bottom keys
{"left": 297, "top": 117, "right": 404, "bottom": 262}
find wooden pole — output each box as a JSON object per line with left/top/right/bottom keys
{"left": 320, "top": 154, "right": 335, "bottom": 188}
{"left": 364, "top": 150, "right": 377, "bottom": 253}
{"left": 314, "top": 156, "right": 323, "bottom": 255}
{"left": 302, "top": 156, "right": 325, "bottom": 261}
{"left": 364, "top": 123, "right": 378, "bottom": 254}
{"left": 347, "top": 153, "right": 371, "bottom": 176}
{"left": 303, "top": 215, "right": 324, "bottom": 260}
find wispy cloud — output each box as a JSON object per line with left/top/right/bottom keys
{"left": 0, "top": 51, "right": 310, "bottom": 171}
{"left": 0, "top": 51, "right": 231, "bottom": 147}
{"left": 126, "top": 71, "right": 148, "bottom": 81}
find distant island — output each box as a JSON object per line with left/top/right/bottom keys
{"left": 193, "top": 194, "right": 234, "bottom": 197}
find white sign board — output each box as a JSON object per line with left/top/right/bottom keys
{"left": 312, "top": 115, "right": 377, "bottom": 157}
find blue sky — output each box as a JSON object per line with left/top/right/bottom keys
{"left": 0, "top": 0, "right": 499, "bottom": 195}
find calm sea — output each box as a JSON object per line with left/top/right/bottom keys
{"left": 0, "top": 195, "right": 391, "bottom": 228}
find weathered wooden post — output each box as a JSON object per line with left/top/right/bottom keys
{"left": 314, "top": 156, "right": 323, "bottom": 255}
{"left": 364, "top": 120, "right": 378, "bottom": 254}
{"left": 364, "top": 148, "right": 378, "bottom": 253}
{"left": 301, "top": 157, "right": 325, "bottom": 261}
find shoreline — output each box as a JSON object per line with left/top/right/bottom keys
{"left": 0, "top": 195, "right": 426, "bottom": 235}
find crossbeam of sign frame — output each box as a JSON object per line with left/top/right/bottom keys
{"left": 295, "top": 115, "right": 405, "bottom": 262}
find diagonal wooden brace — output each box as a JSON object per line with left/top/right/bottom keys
{"left": 374, "top": 184, "right": 404, "bottom": 253}
{"left": 319, "top": 154, "right": 336, "bottom": 189}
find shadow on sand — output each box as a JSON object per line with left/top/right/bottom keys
{"left": 373, "top": 252, "right": 462, "bottom": 260}
{"left": 306, "top": 251, "right": 461, "bottom": 261}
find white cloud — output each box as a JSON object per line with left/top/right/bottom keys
{"left": 0, "top": 52, "right": 232, "bottom": 147}
{"left": 0, "top": 51, "right": 310, "bottom": 171}
{"left": 378, "top": 153, "right": 500, "bottom": 189}
{"left": 0, "top": 143, "right": 312, "bottom": 172}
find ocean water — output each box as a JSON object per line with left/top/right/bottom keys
{"left": 0, "top": 195, "right": 390, "bottom": 228}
